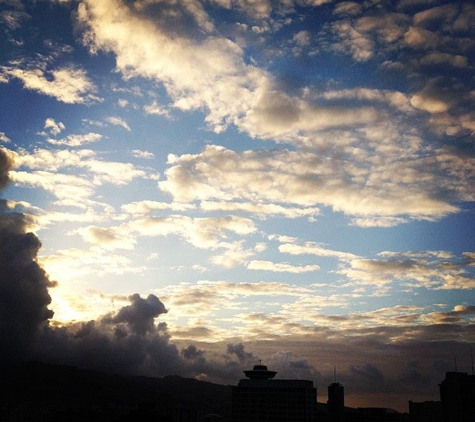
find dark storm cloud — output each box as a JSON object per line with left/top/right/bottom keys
{"left": 104, "top": 293, "right": 168, "bottom": 336}
{"left": 350, "top": 363, "right": 385, "bottom": 387}
{"left": 182, "top": 344, "right": 206, "bottom": 361}
{"left": 0, "top": 148, "right": 182, "bottom": 375}
{"left": 0, "top": 147, "right": 13, "bottom": 188}
{"left": 0, "top": 148, "right": 54, "bottom": 363}
{"left": 226, "top": 342, "right": 257, "bottom": 363}
{"left": 33, "top": 296, "right": 183, "bottom": 377}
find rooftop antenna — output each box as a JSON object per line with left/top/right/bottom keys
{"left": 334, "top": 365, "right": 337, "bottom": 383}
{"left": 471, "top": 348, "right": 474, "bottom": 376}
{"left": 454, "top": 356, "right": 458, "bottom": 372}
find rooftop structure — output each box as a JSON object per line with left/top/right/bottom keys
{"left": 243, "top": 364, "right": 277, "bottom": 380}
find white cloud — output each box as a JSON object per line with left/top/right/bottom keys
{"left": 247, "top": 260, "right": 320, "bottom": 273}
{"left": 106, "top": 116, "right": 131, "bottom": 131}
{"left": 410, "top": 94, "right": 450, "bottom": 114}
{"left": 11, "top": 170, "right": 94, "bottom": 202}
{"left": 293, "top": 30, "right": 311, "bottom": 46}
{"left": 128, "top": 214, "right": 256, "bottom": 250}
{"left": 77, "top": 226, "right": 136, "bottom": 250}
{"left": 333, "top": 2, "right": 362, "bottom": 16}
{"left": 0, "top": 132, "right": 11, "bottom": 143}
{"left": 44, "top": 118, "right": 65, "bottom": 136}
{"left": 279, "top": 241, "right": 357, "bottom": 261}
{"left": 200, "top": 201, "right": 319, "bottom": 219}
{"left": 78, "top": 0, "right": 385, "bottom": 142}
{"left": 131, "top": 149, "right": 155, "bottom": 159}
{"left": 0, "top": 9, "right": 30, "bottom": 30}
{"left": 47, "top": 132, "right": 102, "bottom": 147}
{"left": 350, "top": 216, "right": 409, "bottom": 228}
{"left": 10, "top": 148, "right": 148, "bottom": 203}
{"left": 418, "top": 52, "right": 468, "bottom": 68}
{"left": 403, "top": 26, "right": 439, "bottom": 50}
{"left": 338, "top": 251, "right": 475, "bottom": 290}
{"left": 0, "top": 63, "right": 100, "bottom": 104}
{"left": 329, "top": 20, "right": 375, "bottom": 61}
{"left": 211, "top": 243, "right": 255, "bottom": 268}
{"left": 122, "top": 200, "right": 195, "bottom": 214}
{"left": 144, "top": 100, "right": 170, "bottom": 117}
{"left": 158, "top": 144, "right": 461, "bottom": 220}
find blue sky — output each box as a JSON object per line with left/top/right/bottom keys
{"left": 1, "top": 0, "right": 474, "bottom": 412}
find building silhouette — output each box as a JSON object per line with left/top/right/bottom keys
{"left": 408, "top": 400, "right": 443, "bottom": 422}
{"left": 231, "top": 364, "right": 317, "bottom": 422}
{"left": 328, "top": 382, "right": 345, "bottom": 421}
{"left": 439, "top": 371, "right": 475, "bottom": 422}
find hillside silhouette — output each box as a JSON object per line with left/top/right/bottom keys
{"left": 1, "top": 361, "right": 232, "bottom": 421}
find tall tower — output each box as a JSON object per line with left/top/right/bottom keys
{"left": 328, "top": 382, "right": 345, "bottom": 421}
{"left": 328, "top": 366, "right": 345, "bottom": 421}
{"left": 440, "top": 371, "right": 475, "bottom": 422}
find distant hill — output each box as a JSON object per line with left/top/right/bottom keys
{"left": 0, "top": 361, "right": 232, "bottom": 421}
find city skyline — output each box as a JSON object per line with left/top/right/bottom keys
{"left": 0, "top": 0, "right": 474, "bottom": 412}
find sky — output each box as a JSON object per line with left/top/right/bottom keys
{"left": 0, "top": 0, "right": 474, "bottom": 413}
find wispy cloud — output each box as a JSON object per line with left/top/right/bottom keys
{"left": 131, "top": 149, "right": 155, "bottom": 159}
{"left": 0, "top": 62, "right": 100, "bottom": 104}
{"left": 106, "top": 116, "right": 131, "bottom": 131}
{"left": 47, "top": 132, "right": 102, "bottom": 147}
{"left": 247, "top": 260, "right": 320, "bottom": 273}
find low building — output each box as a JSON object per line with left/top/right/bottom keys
{"left": 408, "top": 400, "right": 443, "bottom": 422}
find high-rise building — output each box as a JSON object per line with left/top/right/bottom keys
{"left": 328, "top": 382, "right": 345, "bottom": 421}
{"left": 439, "top": 371, "right": 475, "bottom": 422}
{"left": 231, "top": 364, "right": 317, "bottom": 422}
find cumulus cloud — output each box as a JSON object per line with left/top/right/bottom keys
{"left": 44, "top": 118, "right": 65, "bottom": 136}
{"left": 0, "top": 62, "right": 100, "bottom": 104}
{"left": 143, "top": 100, "right": 170, "bottom": 117}
{"left": 339, "top": 251, "right": 475, "bottom": 290}
{"left": 69, "top": 0, "right": 473, "bottom": 230}
{"left": 158, "top": 144, "right": 462, "bottom": 221}
{"left": 104, "top": 293, "right": 167, "bottom": 336}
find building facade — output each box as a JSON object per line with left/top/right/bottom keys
{"left": 231, "top": 364, "right": 317, "bottom": 422}
{"left": 439, "top": 371, "right": 475, "bottom": 422}
{"left": 328, "top": 382, "right": 345, "bottom": 422}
